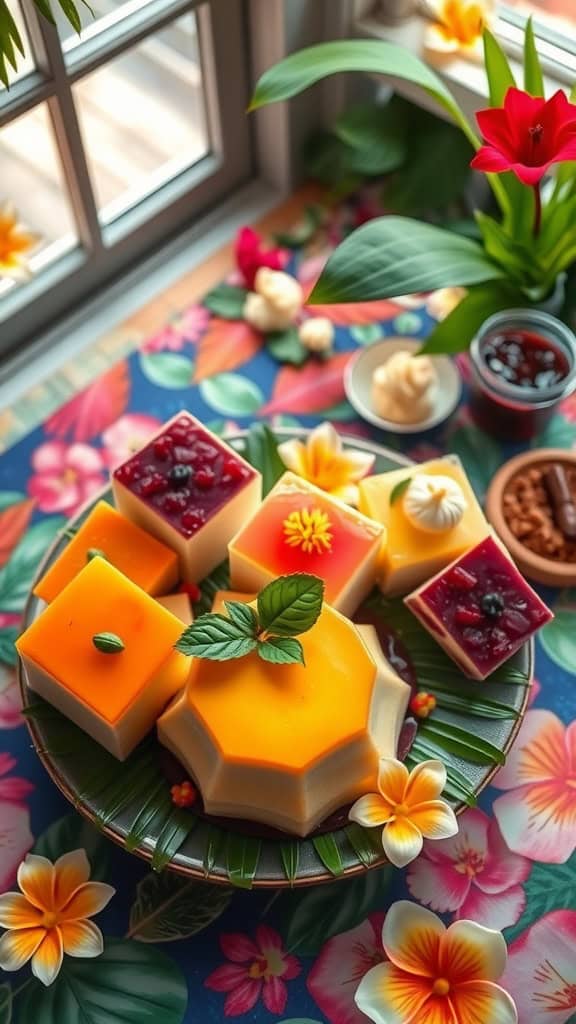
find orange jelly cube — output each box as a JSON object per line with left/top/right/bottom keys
{"left": 34, "top": 500, "right": 179, "bottom": 603}
{"left": 18, "top": 558, "right": 189, "bottom": 760}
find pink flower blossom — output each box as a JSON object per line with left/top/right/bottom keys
{"left": 235, "top": 227, "right": 287, "bottom": 289}
{"left": 501, "top": 911, "right": 576, "bottom": 1024}
{"left": 101, "top": 414, "right": 162, "bottom": 469}
{"left": 140, "top": 305, "right": 209, "bottom": 353}
{"left": 0, "top": 664, "right": 23, "bottom": 729}
{"left": 407, "top": 807, "right": 530, "bottom": 931}
{"left": 0, "top": 754, "right": 33, "bottom": 892}
{"left": 307, "top": 913, "right": 385, "bottom": 1024}
{"left": 205, "top": 925, "right": 300, "bottom": 1017}
{"left": 27, "top": 441, "right": 106, "bottom": 516}
{"left": 492, "top": 710, "right": 576, "bottom": 864}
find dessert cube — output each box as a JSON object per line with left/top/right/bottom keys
{"left": 211, "top": 589, "right": 256, "bottom": 614}
{"left": 17, "top": 558, "right": 189, "bottom": 759}
{"left": 112, "top": 412, "right": 261, "bottom": 583}
{"left": 358, "top": 456, "right": 489, "bottom": 596}
{"left": 156, "top": 593, "right": 194, "bottom": 624}
{"left": 158, "top": 603, "right": 410, "bottom": 835}
{"left": 405, "top": 534, "right": 553, "bottom": 679}
{"left": 34, "top": 500, "right": 179, "bottom": 604}
{"left": 228, "top": 472, "right": 384, "bottom": 617}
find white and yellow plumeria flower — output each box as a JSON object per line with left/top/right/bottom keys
{"left": 0, "top": 202, "right": 39, "bottom": 280}
{"left": 349, "top": 758, "right": 458, "bottom": 868}
{"left": 0, "top": 849, "right": 115, "bottom": 986}
{"left": 277, "top": 421, "right": 375, "bottom": 507}
{"left": 425, "top": 0, "right": 493, "bottom": 57}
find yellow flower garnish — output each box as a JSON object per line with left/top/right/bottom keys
{"left": 349, "top": 757, "right": 458, "bottom": 868}
{"left": 283, "top": 507, "right": 333, "bottom": 554}
{"left": 277, "top": 422, "right": 375, "bottom": 507}
{"left": 425, "top": 0, "right": 492, "bottom": 56}
{"left": 0, "top": 849, "right": 115, "bottom": 986}
{"left": 0, "top": 202, "right": 39, "bottom": 280}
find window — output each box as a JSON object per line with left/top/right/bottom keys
{"left": 500, "top": 0, "right": 575, "bottom": 50}
{"left": 0, "top": 0, "right": 251, "bottom": 357}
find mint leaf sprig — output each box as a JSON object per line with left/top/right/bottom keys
{"left": 175, "top": 573, "right": 324, "bottom": 666}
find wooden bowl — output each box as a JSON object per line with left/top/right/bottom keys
{"left": 486, "top": 448, "right": 576, "bottom": 587}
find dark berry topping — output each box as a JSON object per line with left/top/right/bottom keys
{"left": 169, "top": 464, "right": 192, "bottom": 486}
{"left": 480, "top": 592, "right": 505, "bottom": 618}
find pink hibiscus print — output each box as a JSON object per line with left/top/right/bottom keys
{"left": 406, "top": 807, "right": 530, "bottom": 931}
{"left": 140, "top": 305, "right": 209, "bottom": 353}
{"left": 205, "top": 925, "right": 301, "bottom": 1017}
{"left": 501, "top": 910, "right": 576, "bottom": 1024}
{"left": 0, "top": 662, "right": 23, "bottom": 729}
{"left": 307, "top": 913, "right": 385, "bottom": 1024}
{"left": 0, "top": 753, "right": 34, "bottom": 891}
{"left": 559, "top": 391, "right": 576, "bottom": 422}
{"left": 235, "top": 227, "right": 287, "bottom": 290}
{"left": 492, "top": 710, "right": 576, "bottom": 864}
{"left": 27, "top": 441, "right": 106, "bottom": 516}
{"left": 101, "top": 413, "right": 162, "bottom": 469}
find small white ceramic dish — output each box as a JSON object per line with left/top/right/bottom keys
{"left": 344, "top": 336, "right": 462, "bottom": 434}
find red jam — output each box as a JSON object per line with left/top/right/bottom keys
{"left": 482, "top": 329, "right": 569, "bottom": 391}
{"left": 114, "top": 415, "right": 254, "bottom": 537}
{"left": 416, "top": 536, "right": 551, "bottom": 676}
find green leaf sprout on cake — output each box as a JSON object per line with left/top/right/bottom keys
{"left": 175, "top": 573, "right": 324, "bottom": 666}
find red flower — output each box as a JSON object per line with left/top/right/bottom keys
{"left": 471, "top": 87, "right": 576, "bottom": 186}
{"left": 235, "top": 227, "right": 286, "bottom": 289}
{"left": 170, "top": 781, "right": 197, "bottom": 808}
{"left": 205, "top": 925, "right": 301, "bottom": 1016}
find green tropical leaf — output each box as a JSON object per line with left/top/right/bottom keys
{"left": 242, "top": 422, "right": 286, "bottom": 495}
{"left": 419, "top": 720, "right": 506, "bottom": 766}
{"left": 539, "top": 607, "right": 576, "bottom": 672}
{"left": 33, "top": 814, "right": 110, "bottom": 881}
{"left": 128, "top": 873, "right": 233, "bottom": 942}
{"left": 504, "top": 854, "right": 576, "bottom": 943}
{"left": 0, "top": 626, "right": 17, "bottom": 666}
{"left": 345, "top": 823, "right": 383, "bottom": 867}
{"left": 32, "top": 0, "right": 55, "bottom": 23}
{"left": 57, "top": 0, "right": 81, "bottom": 32}
{"left": 0, "top": 516, "right": 66, "bottom": 612}
{"left": 125, "top": 779, "right": 167, "bottom": 852}
{"left": 250, "top": 40, "right": 479, "bottom": 148}
{"left": 139, "top": 353, "right": 194, "bottom": 389}
{"left": 175, "top": 613, "right": 257, "bottom": 660}
{"left": 475, "top": 211, "right": 541, "bottom": 282}
{"left": 384, "top": 117, "right": 472, "bottom": 216}
{"left": 420, "top": 280, "right": 523, "bottom": 355}
{"left": 335, "top": 101, "right": 406, "bottom": 175}
{"left": 483, "top": 28, "right": 515, "bottom": 105}
{"left": 427, "top": 688, "right": 519, "bottom": 720}
{"left": 312, "top": 834, "right": 344, "bottom": 876}
{"left": 308, "top": 218, "right": 502, "bottom": 305}
{"left": 257, "top": 573, "right": 324, "bottom": 637}
{"left": 266, "top": 328, "right": 308, "bottom": 366}
{"left": 199, "top": 373, "right": 264, "bottom": 417}
{"left": 524, "top": 17, "right": 544, "bottom": 97}
{"left": 258, "top": 636, "right": 305, "bottom": 665}
{"left": 282, "top": 868, "right": 391, "bottom": 955}
{"left": 389, "top": 477, "right": 412, "bottom": 505}
{"left": 408, "top": 742, "right": 477, "bottom": 806}
{"left": 17, "top": 939, "right": 188, "bottom": 1024}
{"left": 203, "top": 283, "right": 248, "bottom": 319}
{"left": 275, "top": 204, "right": 324, "bottom": 248}
{"left": 152, "top": 808, "right": 196, "bottom": 872}
{"left": 280, "top": 840, "right": 300, "bottom": 884}
{"left": 193, "top": 560, "right": 230, "bottom": 616}
{"left": 224, "top": 600, "right": 258, "bottom": 633}
{"left": 0, "top": 984, "right": 11, "bottom": 1024}
{"left": 226, "top": 834, "right": 261, "bottom": 889}
{"left": 203, "top": 825, "right": 226, "bottom": 877}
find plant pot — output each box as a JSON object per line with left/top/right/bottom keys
{"left": 377, "top": 0, "right": 417, "bottom": 23}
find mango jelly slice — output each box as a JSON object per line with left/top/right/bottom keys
{"left": 18, "top": 557, "right": 188, "bottom": 723}
{"left": 186, "top": 603, "right": 376, "bottom": 771}
{"left": 211, "top": 590, "right": 256, "bottom": 614}
{"left": 34, "top": 500, "right": 179, "bottom": 603}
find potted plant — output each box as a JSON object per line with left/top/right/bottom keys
{"left": 250, "top": 20, "right": 576, "bottom": 354}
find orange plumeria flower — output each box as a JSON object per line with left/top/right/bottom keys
{"left": 277, "top": 422, "right": 375, "bottom": 507}
{"left": 0, "top": 849, "right": 115, "bottom": 986}
{"left": 425, "top": 0, "right": 492, "bottom": 56}
{"left": 0, "top": 202, "right": 39, "bottom": 280}
{"left": 349, "top": 758, "right": 458, "bottom": 868}
{"left": 171, "top": 780, "right": 197, "bottom": 807}
{"left": 355, "top": 900, "right": 517, "bottom": 1024}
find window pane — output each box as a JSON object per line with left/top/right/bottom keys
{"left": 72, "top": 12, "right": 209, "bottom": 223}
{"left": 501, "top": 1, "right": 575, "bottom": 38}
{"left": 1, "top": 0, "right": 35, "bottom": 87}
{"left": 56, "top": 0, "right": 157, "bottom": 47}
{"left": 0, "top": 103, "right": 76, "bottom": 294}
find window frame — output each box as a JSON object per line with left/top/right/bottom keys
{"left": 0, "top": 0, "right": 252, "bottom": 356}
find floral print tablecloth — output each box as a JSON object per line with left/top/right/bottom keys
{"left": 0, "top": 242, "right": 575, "bottom": 1024}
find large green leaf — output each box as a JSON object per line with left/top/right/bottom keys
{"left": 539, "top": 607, "right": 576, "bottom": 673}
{"left": 33, "top": 814, "right": 110, "bottom": 881}
{"left": 483, "top": 28, "right": 515, "bottom": 105}
{"left": 139, "top": 353, "right": 194, "bottom": 389}
{"left": 524, "top": 17, "right": 544, "bottom": 97}
{"left": 0, "top": 626, "right": 17, "bottom": 666}
{"left": 282, "top": 868, "right": 391, "bottom": 955}
{"left": 17, "top": 939, "right": 187, "bottom": 1024}
{"left": 225, "top": 834, "right": 261, "bottom": 889}
{"left": 242, "top": 422, "right": 286, "bottom": 495}
{"left": 504, "top": 854, "right": 576, "bottom": 943}
{"left": 202, "top": 283, "right": 247, "bottom": 319}
{"left": 384, "top": 117, "right": 472, "bottom": 216}
{"left": 335, "top": 101, "right": 406, "bottom": 175}
{"left": 420, "top": 280, "right": 523, "bottom": 355}
{"left": 250, "top": 40, "right": 478, "bottom": 148}
{"left": 0, "top": 984, "right": 11, "bottom": 1024}
{"left": 308, "top": 218, "right": 502, "bottom": 305}
{"left": 312, "top": 834, "right": 344, "bottom": 876}
{"left": 128, "top": 873, "right": 232, "bottom": 942}
{"left": 0, "top": 516, "right": 66, "bottom": 612}
{"left": 199, "top": 373, "right": 264, "bottom": 417}
{"left": 475, "top": 211, "right": 540, "bottom": 284}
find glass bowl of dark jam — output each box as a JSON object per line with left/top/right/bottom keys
{"left": 469, "top": 309, "right": 576, "bottom": 441}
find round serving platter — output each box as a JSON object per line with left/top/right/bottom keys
{"left": 19, "top": 428, "right": 532, "bottom": 888}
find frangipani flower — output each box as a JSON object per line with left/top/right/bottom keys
{"left": 349, "top": 758, "right": 458, "bottom": 868}
{"left": 425, "top": 0, "right": 492, "bottom": 56}
{"left": 277, "top": 421, "right": 375, "bottom": 506}
{"left": 355, "top": 900, "right": 518, "bottom": 1024}
{"left": 0, "top": 849, "right": 115, "bottom": 986}
{"left": 0, "top": 202, "right": 39, "bottom": 280}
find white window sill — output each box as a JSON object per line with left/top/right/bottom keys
{"left": 355, "top": 12, "right": 576, "bottom": 123}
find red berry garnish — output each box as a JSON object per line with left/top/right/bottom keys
{"left": 161, "top": 491, "right": 189, "bottom": 513}
{"left": 221, "top": 458, "right": 245, "bottom": 483}
{"left": 410, "top": 692, "right": 437, "bottom": 719}
{"left": 174, "top": 446, "right": 197, "bottom": 465}
{"left": 448, "top": 566, "right": 478, "bottom": 590}
{"left": 170, "top": 421, "right": 192, "bottom": 443}
{"left": 182, "top": 508, "right": 205, "bottom": 531}
{"left": 171, "top": 780, "right": 197, "bottom": 808}
{"left": 195, "top": 467, "right": 215, "bottom": 489}
{"left": 117, "top": 461, "right": 141, "bottom": 483}
{"left": 153, "top": 436, "right": 173, "bottom": 459}
{"left": 179, "top": 581, "right": 201, "bottom": 601}
{"left": 455, "top": 606, "right": 484, "bottom": 626}
{"left": 195, "top": 442, "right": 219, "bottom": 463}
{"left": 139, "top": 472, "right": 166, "bottom": 497}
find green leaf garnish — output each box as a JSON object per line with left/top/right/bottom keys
{"left": 389, "top": 477, "right": 412, "bottom": 505}
{"left": 92, "top": 632, "right": 125, "bottom": 654}
{"left": 224, "top": 601, "right": 258, "bottom": 633}
{"left": 175, "top": 614, "right": 257, "bottom": 661}
{"left": 87, "top": 547, "right": 107, "bottom": 562}
{"left": 258, "top": 636, "right": 305, "bottom": 665}
{"left": 257, "top": 573, "right": 324, "bottom": 637}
